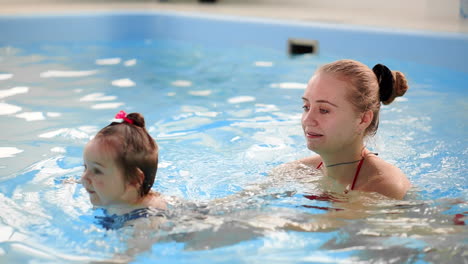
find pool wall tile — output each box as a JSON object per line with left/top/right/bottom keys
{"left": 0, "top": 11, "right": 467, "bottom": 72}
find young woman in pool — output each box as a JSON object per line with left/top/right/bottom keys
{"left": 81, "top": 110, "right": 167, "bottom": 230}
{"left": 295, "top": 59, "right": 411, "bottom": 200}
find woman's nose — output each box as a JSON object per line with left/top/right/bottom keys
{"left": 302, "top": 110, "right": 318, "bottom": 126}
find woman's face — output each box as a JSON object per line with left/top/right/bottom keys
{"left": 81, "top": 139, "right": 130, "bottom": 206}
{"left": 301, "top": 72, "right": 363, "bottom": 154}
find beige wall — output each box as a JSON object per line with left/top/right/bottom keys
{"left": 222, "top": 0, "right": 462, "bottom": 19}
{"left": 0, "top": 0, "right": 464, "bottom": 21}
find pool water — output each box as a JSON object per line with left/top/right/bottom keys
{"left": 0, "top": 34, "right": 467, "bottom": 262}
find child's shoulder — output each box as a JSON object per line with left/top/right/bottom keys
{"left": 147, "top": 192, "right": 167, "bottom": 210}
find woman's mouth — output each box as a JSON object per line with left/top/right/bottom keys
{"left": 86, "top": 189, "right": 96, "bottom": 194}
{"left": 306, "top": 132, "right": 323, "bottom": 138}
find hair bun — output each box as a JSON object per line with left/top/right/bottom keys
{"left": 392, "top": 71, "right": 409, "bottom": 97}
{"left": 372, "top": 64, "right": 394, "bottom": 103}
{"left": 126, "top": 113, "right": 146, "bottom": 128}
{"left": 383, "top": 71, "right": 409, "bottom": 105}
{"left": 373, "top": 64, "right": 409, "bottom": 105}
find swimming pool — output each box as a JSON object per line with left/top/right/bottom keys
{"left": 0, "top": 11, "right": 467, "bottom": 263}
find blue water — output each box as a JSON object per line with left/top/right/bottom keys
{"left": 0, "top": 35, "right": 467, "bottom": 263}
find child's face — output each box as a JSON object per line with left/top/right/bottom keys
{"left": 81, "top": 139, "right": 130, "bottom": 206}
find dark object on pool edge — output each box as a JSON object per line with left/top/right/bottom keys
{"left": 199, "top": 0, "right": 217, "bottom": 3}
{"left": 288, "top": 38, "right": 319, "bottom": 55}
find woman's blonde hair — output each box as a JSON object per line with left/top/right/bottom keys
{"left": 317, "top": 59, "right": 409, "bottom": 136}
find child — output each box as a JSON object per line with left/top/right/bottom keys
{"left": 81, "top": 110, "right": 166, "bottom": 230}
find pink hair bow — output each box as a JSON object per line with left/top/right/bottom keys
{"left": 114, "top": 110, "right": 134, "bottom": 124}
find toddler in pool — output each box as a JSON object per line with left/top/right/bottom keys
{"left": 81, "top": 110, "right": 166, "bottom": 230}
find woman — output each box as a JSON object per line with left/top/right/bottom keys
{"left": 297, "top": 59, "right": 411, "bottom": 200}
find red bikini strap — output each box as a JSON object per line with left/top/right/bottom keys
{"left": 350, "top": 158, "right": 365, "bottom": 190}
{"left": 316, "top": 161, "right": 323, "bottom": 169}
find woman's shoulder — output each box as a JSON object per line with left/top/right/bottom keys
{"left": 297, "top": 155, "right": 322, "bottom": 169}
{"left": 361, "top": 155, "right": 411, "bottom": 199}
{"left": 269, "top": 155, "right": 322, "bottom": 181}
{"left": 271, "top": 155, "right": 321, "bottom": 172}
{"left": 364, "top": 154, "right": 403, "bottom": 176}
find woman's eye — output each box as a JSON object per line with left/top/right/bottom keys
{"left": 319, "top": 108, "right": 329, "bottom": 114}
{"left": 83, "top": 164, "right": 87, "bottom": 171}
{"left": 302, "top": 105, "right": 310, "bottom": 111}
{"left": 93, "top": 169, "right": 102, "bottom": 175}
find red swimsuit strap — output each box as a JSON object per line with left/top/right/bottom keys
{"left": 316, "top": 161, "right": 323, "bottom": 169}
{"left": 350, "top": 158, "right": 365, "bottom": 190}
{"left": 315, "top": 158, "right": 365, "bottom": 191}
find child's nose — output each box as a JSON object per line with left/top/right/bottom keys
{"left": 81, "top": 173, "right": 91, "bottom": 185}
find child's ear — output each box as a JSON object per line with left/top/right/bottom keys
{"left": 133, "top": 168, "right": 145, "bottom": 187}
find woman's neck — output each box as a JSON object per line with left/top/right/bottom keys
{"left": 319, "top": 143, "right": 366, "bottom": 182}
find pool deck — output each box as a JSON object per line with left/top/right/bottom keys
{"left": 1, "top": 1, "right": 468, "bottom": 34}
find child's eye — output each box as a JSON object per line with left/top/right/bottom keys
{"left": 319, "top": 108, "right": 329, "bottom": 114}
{"left": 93, "top": 169, "right": 102, "bottom": 175}
{"left": 302, "top": 105, "right": 310, "bottom": 111}
{"left": 83, "top": 164, "right": 87, "bottom": 171}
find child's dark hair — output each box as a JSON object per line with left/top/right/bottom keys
{"left": 94, "top": 112, "right": 158, "bottom": 197}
